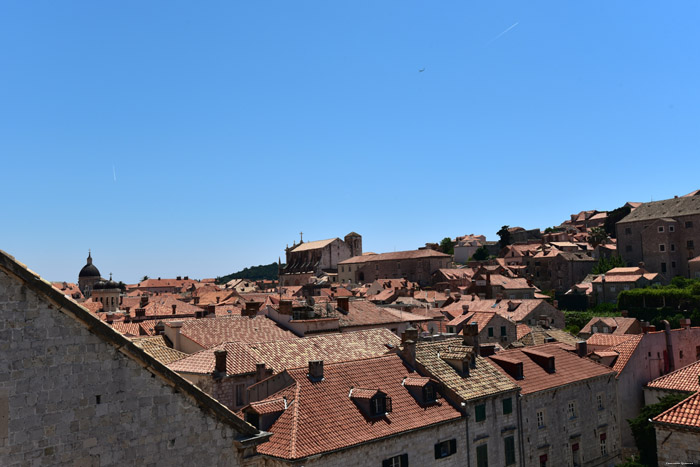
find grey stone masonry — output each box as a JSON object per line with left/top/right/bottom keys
{"left": 0, "top": 250, "right": 268, "bottom": 466}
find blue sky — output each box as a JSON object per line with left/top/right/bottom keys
{"left": 2, "top": 1, "right": 700, "bottom": 283}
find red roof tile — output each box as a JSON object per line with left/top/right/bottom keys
{"left": 647, "top": 360, "right": 700, "bottom": 393}
{"left": 339, "top": 249, "right": 450, "bottom": 265}
{"left": 653, "top": 391, "right": 700, "bottom": 429}
{"left": 171, "top": 316, "right": 298, "bottom": 349}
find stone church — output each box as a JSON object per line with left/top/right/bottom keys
{"left": 279, "top": 232, "right": 361, "bottom": 286}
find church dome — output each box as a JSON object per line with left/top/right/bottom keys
{"left": 79, "top": 251, "right": 101, "bottom": 278}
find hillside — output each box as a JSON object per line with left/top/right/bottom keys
{"left": 216, "top": 262, "right": 281, "bottom": 284}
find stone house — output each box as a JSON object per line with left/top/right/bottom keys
{"left": 338, "top": 249, "right": 452, "bottom": 286}
{"left": 652, "top": 391, "right": 700, "bottom": 465}
{"left": 444, "top": 298, "right": 565, "bottom": 329}
{"left": 578, "top": 316, "right": 641, "bottom": 340}
{"left": 644, "top": 359, "right": 700, "bottom": 405}
{"left": 616, "top": 192, "right": 700, "bottom": 277}
{"left": 689, "top": 254, "right": 700, "bottom": 278}
{"left": 467, "top": 271, "right": 536, "bottom": 300}
{"left": 431, "top": 268, "right": 474, "bottom": 291}
{"left": 410, "top": 331, "right": 522, "bottom": 467}
{"left": 243, "top": 353, "right": 467, "bottom": 466}
{"left": 0, "top": 250, "right": 268, "bottom": 466}
{"left": 489, "top": 343, "right": 622, "bottom": 467}
{"left": 279, "top": 232, "right": 362, "bottom": 286}
{"left": 453, "top": 234, "right": 486, "bottom": 263}
{"left": 445, "top": 310, "right": 518, "bottom": 348}
{"left": 524, "top": 248, "right": 596, "bottom": 293}
{"left": 590, "top": 266, "right": 660, "bottom": 304}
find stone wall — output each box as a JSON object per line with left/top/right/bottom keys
{"left": 655, "top": 426, "right": 700, "bottom": 465}
{"left": 0, "top": 264, "right": 261, "bottom": 466}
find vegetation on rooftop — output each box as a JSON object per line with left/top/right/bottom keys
{"left": 439, "top": 237, "right": 454, "bottom": 255}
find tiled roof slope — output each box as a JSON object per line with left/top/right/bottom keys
{"left": 609, "top": 334, "right": 643, "bottom": 375}
{"left": 169, "top": 329, "right": 401, "bottom": 376}
{"left": 488, "top": 343, "right": 616, "bottom": 394}
{"left": 647, "top": 360, "right": 700, "bottom": 393}
{"left": 339, "top": 249, "right": 451, "bottom": 264}
{"left": 171, "top": 316, "right": 298, "bottom": 349}
{"left": 290, "top": 238, "right": 337, "bottom": 252}
{"left": 653, "top": 391, "right": 700, "bottom": 429}
{"left": 618, "top": 195, "right": 700, "bottom": 223}
{"left": 514, "top": 326, "right": 579, "bottom": 347}
{"left": 580, "top": 317, "right": 639, "bottom": 335}
{"left": 253, "top": 354, "right": 462, "bottom": 460}
{"left": 337, "top": 300, "right": 431, "bottom": 329}
{"left": 415, "top": 339, "right": 518, "bottom": 400}
{"left": 132, "top": 339, "right": 188, "bottom": 365}
{"left": 586, "top": 333, "right": 635, "bottom": 348}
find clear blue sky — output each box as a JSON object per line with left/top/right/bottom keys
{"left": 2, "top": 1, "right": 700, "bottom": 283}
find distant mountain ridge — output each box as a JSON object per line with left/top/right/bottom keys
{"left": 216, "top": 262, "right": 281, "bottom": 284}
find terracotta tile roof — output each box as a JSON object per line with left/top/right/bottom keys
{"left": 442, "top": 298, "right": 558, "bottom": 324}
{"left": 585, "top": 333, "right": 635, "bottom": 348}
{"left": 580, "top": 317, "right": 639, "bottom": 335}
{"left": 51, "top": 281, "right": 84, "bottom": 299}
{"left": 609, "top": 334, "right": 643, "bottom": 375}
{"left": 171, "top": 316, "right": 298, "bottom": 349}
{"left": 168, "top": 328, "right": 400, "bottom": 376}
{"left": 349, "top": 388, "right": 381, "bottom": 399}
{"left": 137, "top": 278, "right": 200, "bottom": 290}
{"left": 339, "top": 249, "right": 451, "bottom": 265}
{"left": 132, "top": 339, "right": 188, "bottom": 365}
{"left": 110, "top": 321, "right": 142, "bottom": 336}
{"left": 337, "top": 300, "right": 431, "bottom": 329}
{"left": 446, "top": 311, "right": 496, "bottom": 331}
{"left": 253, "top": 354, "right": 462, "bottom": 460}
{"left": 488, "top": 343, "right": 616, "bottom": 394}
{"left": 516, "top": 323, "right": 532, "bottom": 340}
{"left": 82, "top": 299, "right": 104, "bottom": 314}
{"left": 402, "top": 376, "right": 431, "bottom": 388}
{"left": 435, "top": 269, "right": 474, "bottom": 281}
{"left": 647, "top": 360, "right": 700, "bottom": 393}
{"left": 488, "top": 274, "right": 533, "bottom": 290}
{"left": 290, "top": 238, "right": 338, "bottom": 252}
{"left": 653, "top": 391, "right": 700, "bottom": 429}
{"left": 121, "top": 295, "right": 201, "bottom": 318}
{"left": 248, "top": 397, "right": 289, "bottom": 415}
{"left": 618, "top": 195, "right": 700, "bottom": 223}
{"left": 415, "top": 339, "right": 518, "bottom": 401}
{"left": 169, "top": 342, "right": 260, "bottom": 375}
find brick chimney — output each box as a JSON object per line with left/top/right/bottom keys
{"left": 462, "top": 322, "right": 479, "bottom": 354}
{"left": 170, "top": 321, "right": 183, "bottom": 351}
{"left": 140, "top": 295, "right": 148, "bottom": 307}
{"left": 135, "top": 308, "right": 146, "bottom": 318}
{"left": 308, "top": 360, "right": 324, "bottom": 381}
{"left": 337, "top": 297, "right": 350, "bottom": 312}
{"left": 214, "top": 349, "right": 227, "bottom": 375}
{"left": 171, "top": 304, "right": 177, "bottom": 315}
{"left": 195, "top": 310, "right": 204, "bottom": 319}
{"left": 255, "top": 363, "right": 267, "bottom": 382}
{"left": 461, "top": 304, "right": 470, "bottom": 315}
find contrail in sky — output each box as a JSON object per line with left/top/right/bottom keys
{"left": 487, "top": 22, "right": 519, "bottom": 45}
{"left": 113, "top": 165, "right": 117, "bottom": 182}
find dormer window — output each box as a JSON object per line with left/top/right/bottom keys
{"left": 403, "top": 376, "right": 438, "bottom": 404}
{"left": 423, "top": 384, "right": 436, "bottom": 403}
{"left": 371, "top": 395, "right": 388, "bottom": 416}
{"left": 350, "top": 388, "right": 392, "bottom": 417}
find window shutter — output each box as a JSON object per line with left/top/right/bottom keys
{"left": 400, "top": 453, "right": 408, "bottom": 467}
{"left": 434, "top": 443, "right": 441, "bottom": 459}
{"left": 449, "top": 439, "right": 456, "bottom": 454}
{"left": 382, "top": 460, "right": 391, "bottom": 467}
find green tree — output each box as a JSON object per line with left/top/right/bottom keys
{"left": 627, "top": 392, "right": 689, "bottom": 466}
{"left": 472, "top": 245, "right": 489, "bottom": 261}
{"left": 587, "top": 226, "right": 609, "bottom": 248}
{"left": 592, "top": 256, "right": 626, "bottom": 274}
{"left": 604, "top": 205, "right": 632, "bottom": 238}
{"left": 141, "top": 275, "right": 149, "bottom": 282}
{"left": 439, "top": 237, "right": 454, "bottom": 255}
{"left": 497, "top": 225, "right": 512, "bottom": 249}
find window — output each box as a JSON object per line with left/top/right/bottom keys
{"left": 488, "top": 327, "right": 494, "bottom": 337}
{"left": 671, "top": 244, "right": 676, "bottom": 252}
{"left": 661, "top": 263, "right": 667, "bottom": 273}
{"left": 609, "top": 286, "right": 616, "bottom": 292}
{"left": 658, "top": 226, "right": 664, "bottom": 233}
{"left": 501, "top": 326, "right": 507, "bottom": 337}
{"left": 686, "top": 221, "right": 694, "bottom": 228}
{"left": 434, "top": 439, "right": 457, "bottom": 459}
{"left": 539, "top": 453, "right": 547, "bottom": 467}
{"left": 567, "top": 401, "right": 577, "bottom": 419}
{"left": 502, "top": 397, "right": 512, "bottom": 415}
{"left": 476, "top": 444, "right": 488, "bottom": 467}
{"left": 371, "top": 395, "right": 391, "bottom": 416}
{"left": 669, "top": 225, "right": 675, "bottom": 232}
{"left": 625, "top": 227, "right": 632, "bottom": 235}
{"left": 597, "top": 393, "right": 604, "bottom": 410}
{"left": 687, "top": 240, "right": 695, "bottom": 249}
{"left": 679, "top": 350, "right": 684, "bottom": 359}
{"left": 475, "top": 404, "right": 486, "bottom": 422}
{"left": 537, "top": 409, "right": 545, "bottom": 428}
{"left": 383, "top": 454, "right": 408, "bottom": 467}
{"left": 600, "top": 433, "right": 607, "bottom": 456}
{"left": 423, "top": 384, "right": 436, "bottom": 403}
{"left": 672, "top": 261, "right": 676, "bottom": 268}
{"left": 591, "top": 326, "right": 598, "bottom": 333}
{"left": 235, "top": 384, "right": 245, "bottom": 407}
{"left": 659, "top": 244, "right": 665, "bottom": 252}
{"left": 504, "top": 436, "right": 516, "bottom": 465}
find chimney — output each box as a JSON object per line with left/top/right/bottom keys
{"left": 170, "top": 321, "right": 183, "bottom": 351}
{"left": 642, "top": 325, "right": 656, "bottom": 333}
{"left": 461, "top": 304, "right": 470, "bottom": 315}
{"left": 207, "top": 304, "right": 216, "bottom": 316}
{"left": 576, "top": 341, "right": 587, "bottom": 357}
{"left": 171, "top": 304, "right": 177, "bottom": 315}
{"left": 193, "top": 296, "right": 200, "bottom": 305}
{"left": 195, "top": 310, "right": 204, "bottom": 319}
{"left": 255, "top": 363, "right": 267, "bottom": 382}
{"left": 184, "top": 276, "right": 189, "bottom": 280}
{"left": 135, "top": 308, "right": 146, "bottom": 318}
{"left": 680, "top": 318, "right": 692, "bottom": 329}
{"left": 140, "top": 295, "right": 148, "bottom": 307}
{"left": 445, "top": 288, "right": 451, "bottom": 296}
{"left": 214, "top": 349, "right": 227, "bottom": 375}
{"left": 105, "top": 312, "right": 114, "bottom": 323}
{"left": 154, "top": 322, "right": 165, "bottom": 335}
{"left": 462, "top": 322, "right": 479, "bottom": 354}
{"left": 479, "top": 344, "right": 496, "bottom": 357}
{"left": 176, "top": 276, "right": 182, "bottom": 281}
{"left": 279, "top": 300, "right": 293, "bottom": 315}
{"left": 402, "top": 339, "right": 416, "bottom": 368}
{"left": 337, "top": 297, "right": 350, "bottom": 312}
{"left": 216, "top": 296, "right": 220, "bottom": 304}
{"left": 308, "top": 360, "right": 324, "bottom": 381}
{"left": 401, "top": 326, "right": 418, "bottom": 344}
